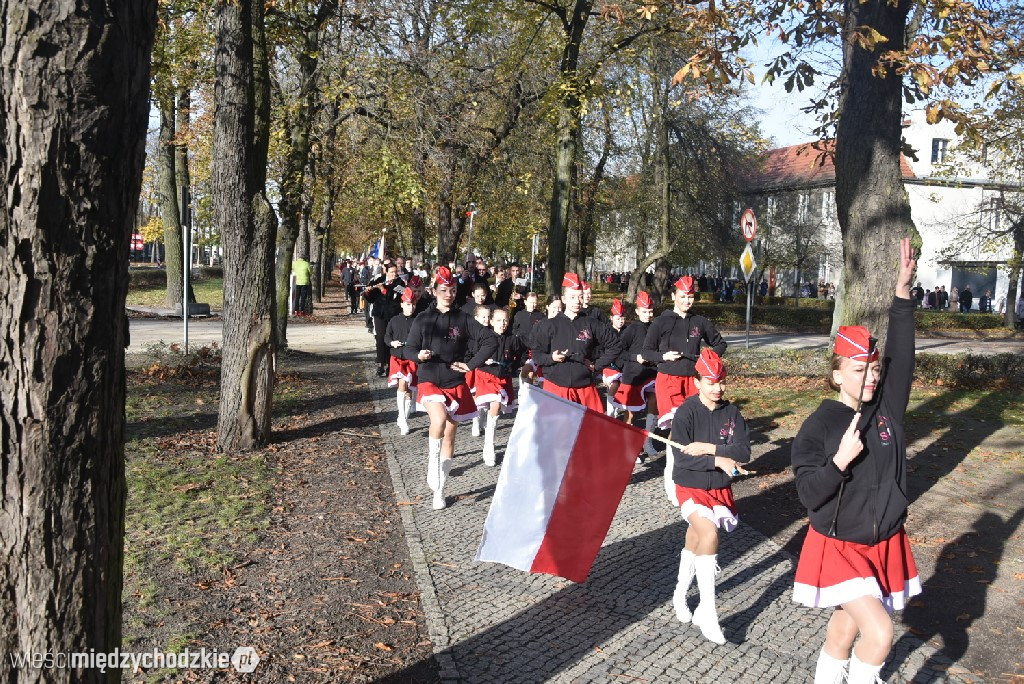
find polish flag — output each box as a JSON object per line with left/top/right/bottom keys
{"left": 475, "top": 383, "right": 648, "bottom": 582}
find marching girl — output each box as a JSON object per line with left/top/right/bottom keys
{"left": 580, "top": 280, "right": 610, "bottom": 324}
{"left": 468, "top": 304, "right": 493, "bottom": 437}
{"left": 513, "top": 292, "right": 545, "bottom": 385}
{"left": 408, "top": 275, "right": 433, "bottom": 314}
{"left": 532, "top": 296, "right": 563, "bottom": 387}
{"left": 791, "top": 238, "right": 921, "bottom": 684}
{"left": 612, "top": 291, "right": 659, "bottom": 456}
{"left": 531, "top": 273, "right": 622, "bottom": 412}
{"left": 473, "top": 308, "right": 528, "bottom": 466}
{"left": 384, "top": 288, "right": 420, "bottom": 435}
{"left": 642, "top": 275, "right": 727, "bottom": 428}
{"left": 601, "top": 299, "right": 628, "bottom": 416}
{"left": 668, "top": 348, "right": 750, "bottom": 646}
{"left": 643, "top": 276, "right": 726, "bottom": 497}
{"left": 406, "top": 267, "right": 497, "bottom": 510}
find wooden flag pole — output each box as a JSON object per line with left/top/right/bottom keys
{"left": 638, "top": 429, "right": 754, "bottom": 476}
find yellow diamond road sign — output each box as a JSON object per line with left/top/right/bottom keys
{"left": 740, "top": 244, "right": 757, "bottom": 281}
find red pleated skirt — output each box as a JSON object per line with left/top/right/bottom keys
{"left": 388, "top": 357, "right": 418, "bottom": 389}
{"left": 676, "top": 485, "right": 738, "bottom": 532}
{"left": 417, "top": 381, "right": 478, "bottom": 422}
{"left": 541, "top": 381, "right": 604, "bottom": 413}
{"left": 473, "top": 372, "right": 517, "bottom": 413}
{"left": 793, "top": 525, "right": 921, "bottom": 612}
{"left": 655, "top": 373, "right": 698, "bottom": 428}
{"left": 612, "top": 378, "right": 656, "bottom": 412}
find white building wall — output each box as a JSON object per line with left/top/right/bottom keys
{"left": 901, "top": 106, "right": 1016, "bottom": 308}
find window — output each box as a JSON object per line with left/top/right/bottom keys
{"left": 988, "top": 197, "right": 1001, "bottom": 233}
{"left": 931, "top": 138, "right": 950, "bottom": 164}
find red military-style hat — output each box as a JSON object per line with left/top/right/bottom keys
{"left": 696, "top": 348, "right": 726, "bottom": 382}
{"left": 401, "top": 287, "right": 416, "bottom": 303}
{"left": 434, "top": 266, "right": 454, "bottom": 287}
{"left": 635, "top": 291, "right": 653, "bottom": 309}
{"left": 610, "top": 299, "right": 625, "bottom": 316}
{"left": 674, "top": 276, "right": 696, "bottom": 294}
{"left": 581, "top": 280, "right": 592, "bottom": 291}
{"left": 562, "top": 272, "right": 583, "bottom": 290}
{"left": 408, "top": 275, "right": 422, "bottom": 288}
{"left": 834, "top": 326, "right": 879, "bottom": 362}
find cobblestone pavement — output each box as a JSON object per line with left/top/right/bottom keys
{"left": 365, "top": 364, "right": 977, "bottom": 684}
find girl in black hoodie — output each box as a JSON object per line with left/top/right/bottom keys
{"left": 791, "top": 238, "right": 920, "bottom": 684}
{"left": 406, "top": 267, "right": 496, "bottom": 511}
{"left": 667, "top": 348, "right": 750, "bottom": 647}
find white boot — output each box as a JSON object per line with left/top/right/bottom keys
{"left": 433, "top": 458, "right": 453, "bottom": 510}
{"left": 605, "top": 397, "right": 615, "bottom": 416}
{"left": 471, "top": 408, "right": 484, "bottom": 437}
{"left": 396, "top": 390, "right": 409, "bottom": 435}
{"left": 672, "top": 549, "right": 696, "bottom": 623}
{"left": 664, "top": 446, "right": 680, "bottom": 506}
{"left": 483, "top": 413, "right": 498, "bottom": 466}
{"left": 691, "top": 555, "right": 726, "bottom": 645}
{"left": 846, "top": 652, "right": 884, "bottom": 684}
{"left": 814, "top": 649, "right": 850, "bottom": 684}
{"left": 643, "top": 413, "right": 658, "bottom": 457}
{"left": 426, "top": 438, "right": 443, "bottom": 491}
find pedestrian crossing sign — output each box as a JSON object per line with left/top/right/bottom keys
{"left": 740, "top": 244, "right": 757, "bottom": 281}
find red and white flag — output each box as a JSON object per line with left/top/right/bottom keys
{"left": 475, "top": 383, "right": 648, "bottom": 582}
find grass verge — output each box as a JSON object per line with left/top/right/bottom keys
{"left": 126, "top": 277, "right": 225, "bottom": 310}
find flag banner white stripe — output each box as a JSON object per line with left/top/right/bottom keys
{"left": 475, "top": 384, "right": 585, "bottom": 571}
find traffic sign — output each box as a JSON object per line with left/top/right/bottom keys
{"left": 740, "top": 208, "right": 757, "bottom": 242}
{"left": 739, "top": 243, "right": 757, "bottom": 281}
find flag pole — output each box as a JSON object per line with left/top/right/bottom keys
{"left": 639, "top": 429, "right": 754, "bottom": 475}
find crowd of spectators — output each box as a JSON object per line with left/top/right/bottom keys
{"left": 909, "top": 282, "right": 999, "bottom": 313}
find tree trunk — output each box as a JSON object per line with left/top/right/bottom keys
{"left": 626, "top": 71, "right": 674, "bottom": 304}
{"left": 547, "top": 105, "right": 577, "bottom": 292}
{"left": 411, "top": 149, "right": 428, "bottom": 263}
{"left": 158, "top": 96, "right": 187, "bottom": 308}
{"left": 1004, "top": 221, "right": 1023, "bottom": 328}
{"left": 215, "top": 0, "right": 277, "bottom": 452}
{"left": 0, "top": 2, "right": 156, "bottom": 680}
{"left": 274, "top": 31, "right": 320, "bottom": 348}
{"left": 175, "top": 87, "right": 197, "bottom": 304}
{"left": 833, "top": 0, "right": 917, "bottom": 348}
{"left": 576, "top": 108, "right": 611, "bottom": 281}
{"left": 436, "top": 156, "right": 465, "bottom": 265}
{"left": 315, "top": 173, "right": 339, "bottom": 301}
{"left": 545, "top": 0, "right": 592, "bottom": 294}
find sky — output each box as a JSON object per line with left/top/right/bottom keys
{"left": 747, "top": 77, "right": 821, "bottom": 148}
{"left": 741, "top": 37, "right": 835, "bottom": 149}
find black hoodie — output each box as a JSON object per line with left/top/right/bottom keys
{"left": 405, "top": 305, "right": 497, "bottom": 388}
{"left": 476, "top": 330, "right": 528, "bottom": 378}
{"left": 384, "top": 313, "right": 417, "bottom": 361}
{"left": 617, "top": 320, "right": 656, "bottom": 386}
{"left": 641, "top": 310, "right": 726, "bottom": 377}
{"left": 791, "top": 296, "right": 916, "bottom": 545}
{"left": 670, "top": 394, "right": 751, "bottom": 490}
{"left": 532, "top": 312, "right": 622, "bottom": 388}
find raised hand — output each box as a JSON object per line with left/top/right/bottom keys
{"left": 896, "top": 237, "right": 917, "bottom": 300}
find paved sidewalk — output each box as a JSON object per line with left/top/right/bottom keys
{"left": 365, "top": 364, "right": 974, "bottom": 683}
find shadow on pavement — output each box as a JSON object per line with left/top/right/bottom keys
{"left": 887, "top": 506, "right": 1024, "bottom": 682}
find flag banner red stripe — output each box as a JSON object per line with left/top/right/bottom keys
{"left": 529, "top": 409, "right": 648, "bottom": 582}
